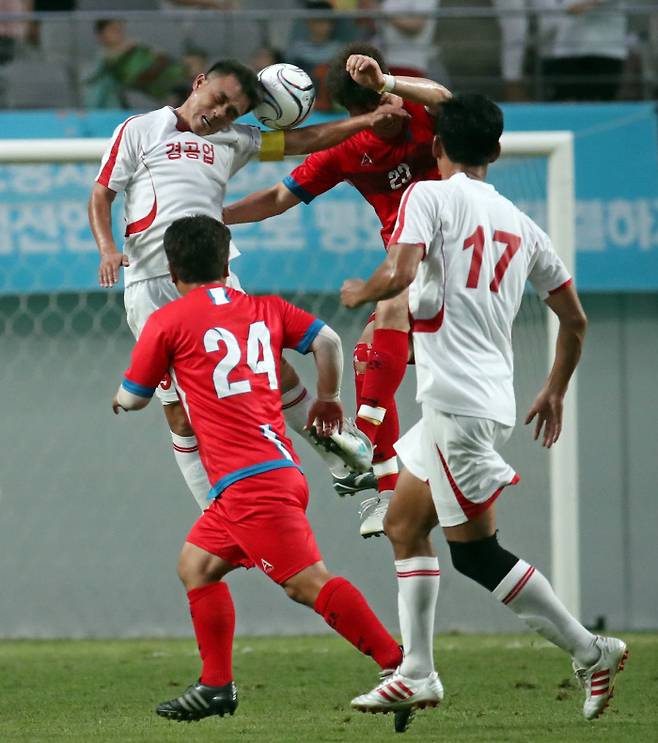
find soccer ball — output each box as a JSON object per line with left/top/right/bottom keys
{"left": 253, "top": 63, "right": 316, "bottom": 130}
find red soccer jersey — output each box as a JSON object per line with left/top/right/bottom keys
{"left": 283, "top": 101, "right": 441, "bottom": 246}
{"left": 122, "top": 285, "right": 324, "bottom": 500}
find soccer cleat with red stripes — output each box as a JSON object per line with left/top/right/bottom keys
{"left": 351, "top": 669, "right": 443, "bottom": 716}
{"left": 572, "top": 636, "right": 628, "bottom": 720}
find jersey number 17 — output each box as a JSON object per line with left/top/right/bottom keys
{"left": 463, "top": 226, "right": 521, "bottom": 293}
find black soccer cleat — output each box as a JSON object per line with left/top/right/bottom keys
{"left": 156, "top": 680, "right": 238, "bottom": 722}
{"left": 332, "top": 469, "right": 378, "bottom": 497}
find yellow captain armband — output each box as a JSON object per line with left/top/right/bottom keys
{"left": 259, "top": 130, "right": 286, "bottom": 161}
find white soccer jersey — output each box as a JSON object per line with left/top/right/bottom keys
{"left": 96, "top": 107, "right": 261, "bottom": 286}
{"left": 391, "top": 173, "right": 571, "bottom": 426}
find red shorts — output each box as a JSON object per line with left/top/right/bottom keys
{"left": 186, "top": 467, "right": 322, "bottom": 585}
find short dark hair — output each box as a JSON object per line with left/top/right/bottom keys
{"left": 206, "top": 59, "right": 262, "bottom": 111}
{"left": 435, "top": 94, "right": 503, "bottom": 166}
{"left": 164, "top": 215, "right": 231, "bottom": 283}
{"left": 326, "top": 42, "right": 389, "bottom": 112}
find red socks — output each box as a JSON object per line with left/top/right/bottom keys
{"left": 355, "top": 329, "right": 408, "bottom": 493}
{"left": 314, "top": 576, "right": 402, "bottom": 670}
{"left": 357, "top": 329, "right": 408, "bottom": 436}
{"left": 188, "top": 582, "right": 235, "bottom": 687}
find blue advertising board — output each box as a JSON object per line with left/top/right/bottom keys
{"left": 0, "top": 104, "right": 656, "bottom": 294}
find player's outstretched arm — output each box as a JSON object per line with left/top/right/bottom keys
{"left": 346, "top": 54, "right": 451, "bottom": 113}
{"left": 223, "top": 182, "right": 301, "bottom": 225}
{"left": 281, "top": 103, "right": 410, "bottom": 156}
{"left": 306, "top": 325, "right": 344, "bottom": 436}
{"left": 525, "top": 283, "right": 588, "bottom": 448}
{"left": 88, "top": 182, "right": 129, "bottom": 289}
{"left": 340, "top": 242, "right": 423, "bottom": 308}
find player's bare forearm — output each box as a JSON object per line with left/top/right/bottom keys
{"left": 341, "top": 243, "right": 422, "bottom": 308}
{"left": 89, "top": 182, "right": 128, "bottom": 288}
{"left": 544, "top": 284, "right": 587, "bottom": 394}
{"left": 388, "top": 77, "right": 452, "bottom": 113}
{"left": 310, "top": 325, "right": 343, "bottom": 405}
{"left": 524, "top": 285, "right": 587, "bottom": 447}
{"left": 223, "top": 183, "right": 300, "bottom": 225}
{"left": 88, "top": 182, "right": 117, "bottom": 254}
{"left": 282, "top": 105, "right": 406, "bottom": 156}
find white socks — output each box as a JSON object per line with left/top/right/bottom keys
{"left": 171, "top": 432, "right": 211, "bottom": 511}
{"left": 493, "top": 559, "right": 599, "bottom": 666}
{"left": 395, "top": 556, "right": 441, "bottom": 679}
{"left": 281, "top": 382, "right": 313, "bottom": 435}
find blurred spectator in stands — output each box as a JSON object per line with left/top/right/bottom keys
{"left": 494, "top": 0, "right": 530, "bottom": 101}
{"left": 0, "top": 0, "right": 32, "bottom": 65}
{"left": 25, "top": 0, "right": 76, "bottom": 58}
{"left": 289, "top": 1, "right": 344, "bottom": 110}
{"left": 540, "top": 0, "right": 628, "bottom": 101}
{"left": 249, "top": 44, "right": 284, "bottom": 72}
{"left": 168, "top": 45, "right": 209, "bottom": 106}
{"left": 182, "top": 45, "right": 209, "bottom": 78}
{"left": 378, "top": 0, "right": 445, "bottom": 79}
{"left": 497, "top": 0, "right": 628, "bottom": 102}
{"left": 84, "top": 18, "right": 188, "bottom": 108}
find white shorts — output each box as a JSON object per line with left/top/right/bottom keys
{"left": 394, "top": 404, "right": 520, "bottom": 527}
{"left": 124, "top": 270, "right": 243, "bottom": 404}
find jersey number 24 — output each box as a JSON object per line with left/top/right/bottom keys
{"left": 203, "top": 321, "right": 278, "bottom": 399}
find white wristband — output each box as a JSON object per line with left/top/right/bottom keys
{"left": 378, "top": 74, "right": 396, "bottom": 94}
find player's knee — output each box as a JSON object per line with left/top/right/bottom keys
{"left": 282, "top": 564, "right": 333, "bottom": 607}
{"left": 279, "top": 356, "right": 299, "bottom": 393}
{"left": 282, "top": 581, "right": 309, "bottom": 605}
{"left": 384, "top": 508, "right": 427, "bottom": 548}
{"left": 375, "top": 295, "right": 410, "bottom": 331}
{"left": 165, "top": 402, "right": 194, "bottom": 437}
{"left": 177, "top": 544, "right": 225, "bottom": 590}
{"left": 177, "top": 551, "right": 201, "bottom": 589}
{"left": 447, "top": 533, "right": 519, "bottom": 592}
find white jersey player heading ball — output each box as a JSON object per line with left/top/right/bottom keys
{"left": 341, "top": 93, "right": 627, "bottom": 729}
{"left": 89, "top": 59, "right": 402, "bottom": 510}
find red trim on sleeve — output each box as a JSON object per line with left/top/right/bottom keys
{"left": 125, "top": 195, "right": 158, "bottom": 236}
{"left": 389, "top": 181, "right": 421, "bottom": 246}
{"left": 97, "top": 115, "right": 141, "bottom": 188}
{"left": 436, "top": 443, "right": 520, "bottom": 521}
{"left": 548, "top": 277, "right": 573, "bottom": 295}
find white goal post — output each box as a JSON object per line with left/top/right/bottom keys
{"left": 0, "top": 130, "right": 579, "bottom": 618}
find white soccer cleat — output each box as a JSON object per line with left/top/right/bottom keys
{"left": 572, "top": 635, "right": 628, "bottom": 720}
{"left": 351, "top": 669, "right": 444, "bottom": 715}
{"left": 306, "top": 417, "right": 373, "bottom": 474}
{"left": 358, "top": 490, "right": 392, "bottom": 538}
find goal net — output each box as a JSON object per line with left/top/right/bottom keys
{"left": 0, "top": 131, "right": 577, "bottom": 638}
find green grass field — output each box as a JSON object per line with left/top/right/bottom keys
{"left": 1, "top": 633, "right": 656, "bottom": 742}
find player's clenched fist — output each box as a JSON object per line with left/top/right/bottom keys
{"left": 340, "top": 279, "right": 366, "bottom": 309}
{"left": 346, "top": 54, "right": 385, "bottom": 91}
